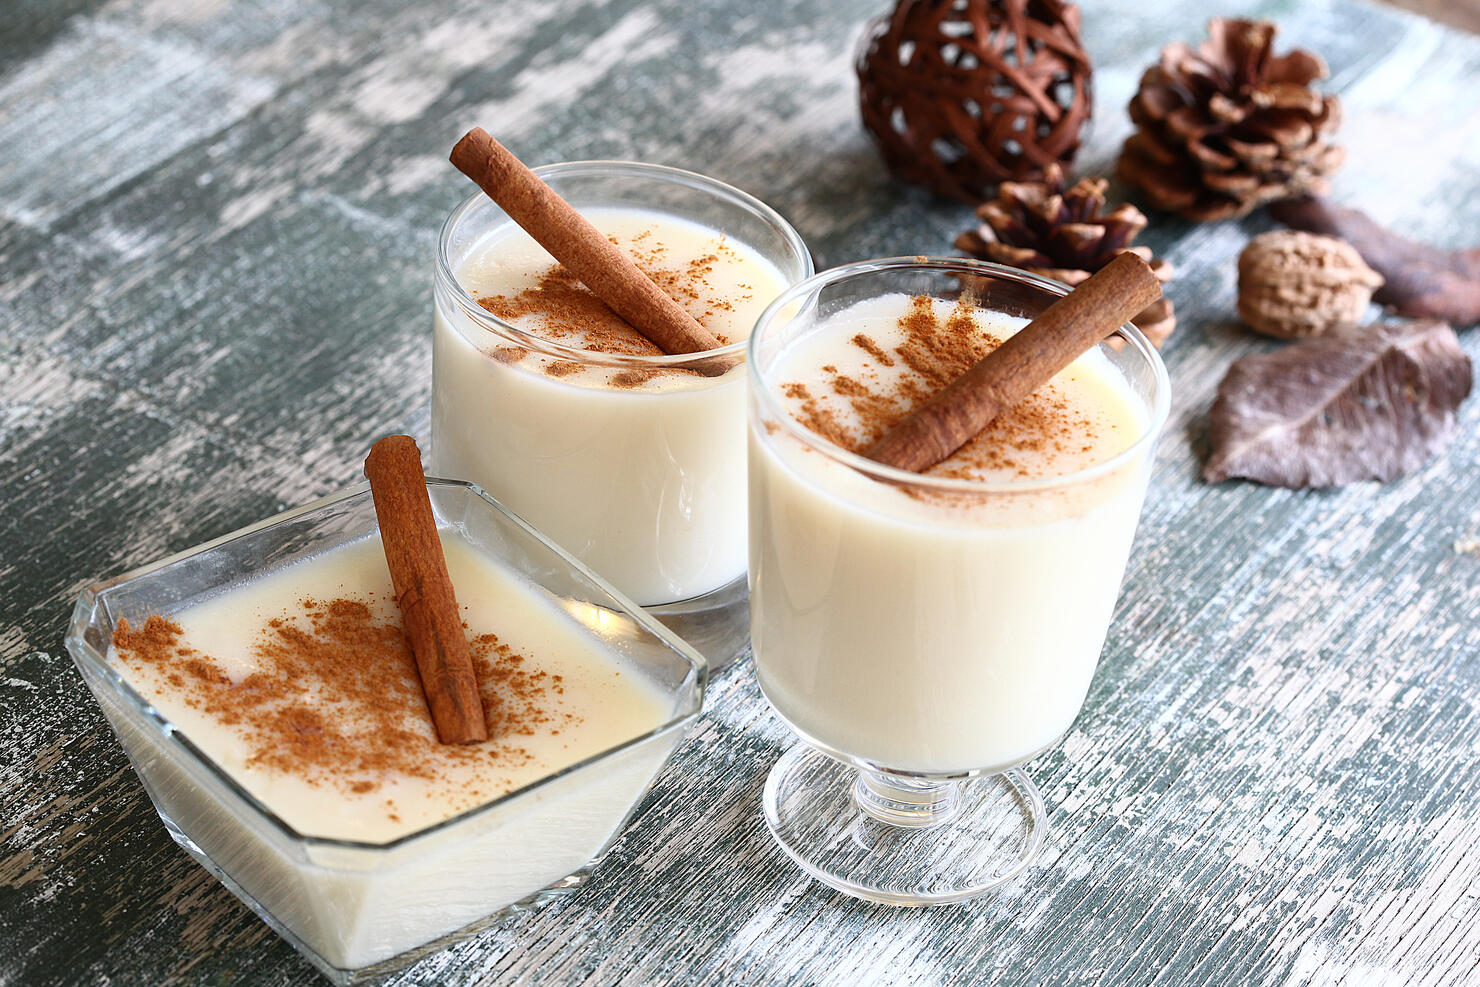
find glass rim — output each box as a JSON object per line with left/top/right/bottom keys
{"left": 435, "top": 159, "right": 813, "bottom": 370}
{"left": 65, "top": 478, "right": 707, "bottom": 855}
{"left": 746, "top": 256, "right": 1173, "bottom": 495}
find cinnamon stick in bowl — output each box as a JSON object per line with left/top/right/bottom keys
{"left": 365, "top": 435, "right": 487, "bottom": 745}
{"left": 864, "top": 253, "right": 1164, "bottom": 474}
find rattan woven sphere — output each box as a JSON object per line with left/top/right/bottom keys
{"left": 858, "top": 0, "right": 1093, "bottom": 201}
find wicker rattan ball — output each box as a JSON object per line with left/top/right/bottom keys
{"left": 857, "top": 0, "right": 1093, "bottom": 202}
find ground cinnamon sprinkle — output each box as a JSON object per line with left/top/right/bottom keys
{"left": 474, "top": 228, "right": 748, "bottom": 389}
{"left": 611, "top": 369, "right": 658, "bottom": 389}
{"left": 491, "top": 345, "right": 529, "bottom": 365}
{"left": 111, "top": 598, "right": 577, "bottom": 797}
{"left": 544, "top": 360, "right": 583, "bottom": 378}
{"left": 781, "top": 382, "right": 851, "bottom": 450}
{"left": 851, "top": 334, "right": 894, "bottom": 367}
{"left": 783, "top": 296, "right": 1105, "bottom": 481}
{"left": 479, "top": 266, "right": 668, "bottom": 359}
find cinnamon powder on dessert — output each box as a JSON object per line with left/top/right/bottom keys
{"left": 785, "top": 296, "right": 1103, "bottom": 481}
{"left": 474, "top": 230, "right": 749, "bottom": 388}
{"left": 111, "top": 597, "right": 575, "bottom": 797}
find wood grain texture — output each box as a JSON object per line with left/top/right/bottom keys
{"left": 2, "top": 0, "right": 1479, "bottom": 985}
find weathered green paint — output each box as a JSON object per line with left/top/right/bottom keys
{"left": 2, "top": 0, "right": 1478, "bottom": 984}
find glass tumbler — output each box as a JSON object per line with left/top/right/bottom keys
{"left": 746, "top": 258, "right": 1170, "bottom": 903}
{"left": 432, "top": 161, "right": 812, "bottom": 670}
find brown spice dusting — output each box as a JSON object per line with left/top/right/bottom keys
{"left": 782, "top": 296, "right": 1105, "bottom": 481}
{"left": 851, "top": 334, "right": 894, "bottom": 366}
{"left": 110, "top": 600, "right": 578, "bottom": 799}
{"left": 781, "top": 382, "right": 852, "bottom": 450}
{"left": 611, "top": 369, "right": 658, "bottom": 389}
{"left": 544, "top": 360, "right": 583, "bottom": 378}
{"left": 491, "top": 346, "right": 529, "bottom": 365}
{"left": 479, "top": 267, "right": 667, "bottom": 359}
{"left": 474, "top": 227, "right": 744, "bottom": 387}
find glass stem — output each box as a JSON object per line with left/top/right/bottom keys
{"left": 852, "top": 770, "right": 960, "bottom": 828}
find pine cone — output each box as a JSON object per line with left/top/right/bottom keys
{"left": 1117, "top": 18, "right": 1343, "bottom": 222}
{"left": 956, "top": 164, "right": 1177, "bottom": 346}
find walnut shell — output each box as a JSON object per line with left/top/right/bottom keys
{"left": 1237, "top": 231, "right": 1383, "bottom": 339}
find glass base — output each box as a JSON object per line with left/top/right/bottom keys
{"left": 646, "top": 572, "right": 749, "bottom": 673}
{"left": 763, "top": 745, "right": 1046, "bottom": 905}
{"left": 158, "top": 810, "right": 588, "bottom": 984}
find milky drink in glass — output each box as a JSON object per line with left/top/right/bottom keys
{"left": 68, "top": 483, "right": 704, "bottom": 978}
{"left": 748, "top": 259, "right": 1169, "bottom": 906}
{"left": 432, "top": 162, "right": 811, "bottom": 621}
{"left": 753, "top": 295, "right": 1160, "bottom": 773}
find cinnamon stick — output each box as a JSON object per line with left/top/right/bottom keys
{"left": 364, "top": 435, "right": 487, "bottom": 745}
{"left": 449, "top": 128, "right": 735, "bottom": 374}
{"left": 864, "top": 252, "right": 1163, "bottom": 473}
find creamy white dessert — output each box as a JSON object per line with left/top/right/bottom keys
{"left": 750, "top": 294, "right": 1155, "bottom": 775}
{"left": 106, "top": 533, "right": 675, "bottom": 969}
{"left": 433, "top": 207, "right": 790, "bottom": 606}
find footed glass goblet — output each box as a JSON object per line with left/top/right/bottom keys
{"left": 746, "top": 258, "right": 1169, "bottom": 903}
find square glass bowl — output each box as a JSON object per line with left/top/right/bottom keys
{"left": 65, "top": 479, "right": 706, "bottom": 983}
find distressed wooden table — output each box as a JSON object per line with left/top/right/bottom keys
{"left": 3, "top": 0, "right": 1479, "bottom": 984}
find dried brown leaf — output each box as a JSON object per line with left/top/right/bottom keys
{"left": 1270, "top": 196, "right": 1480, "bottom": 325}
{"left": 1204, "top": 320, "right": 1473, "bottom": 487}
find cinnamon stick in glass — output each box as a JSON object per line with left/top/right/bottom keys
{"left": 864, "top": 253, "right": 1164, "bottom": 474}
{"left": 364, "top": 435, "right": 487, "bottom": 745}
{"left": 449, "top": 128, "right": 735, "bottom": 374}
